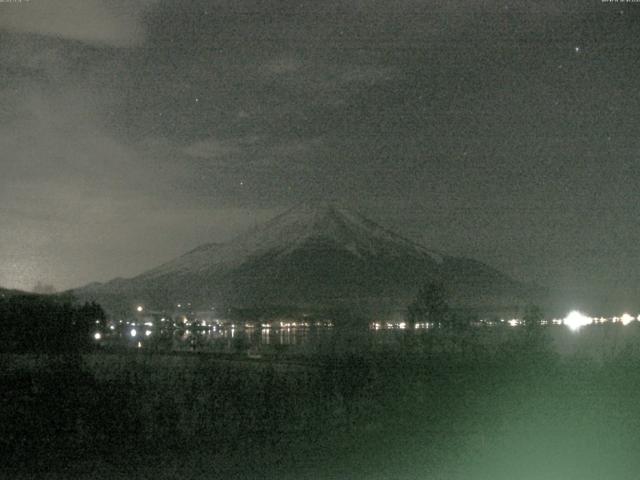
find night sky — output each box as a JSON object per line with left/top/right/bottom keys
{"left": 1, "top": 0, "right": 639, "bottom": 313}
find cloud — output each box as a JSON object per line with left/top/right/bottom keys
{"left": 182, "top": 138, "right": 244, "bottom": 159}
{"left": 177, "top": 135, "right": 322, "bottom": 174}
{"left": 0, "top": 0, "right": 154, "bottom": 47}
{"left": 261, "top": 57, "right": 303, "bottom": 76}
{"left": 0, "top": 100, "right": 281, "bottom": 291}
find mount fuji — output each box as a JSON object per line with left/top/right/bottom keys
{"left": 74, "top": 203, "right": 542, "bottom": 316}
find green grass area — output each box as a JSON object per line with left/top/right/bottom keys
{"left": 3, "top": 333, "right": 640, "bottom": 479}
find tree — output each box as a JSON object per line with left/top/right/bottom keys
{"left": 520, "top": 304, "right": 553, "bottom": 360}
{"left": 0, "top": 295, "right": 106, "bottom": 354}
{"left": 522, "top": 304, "right": 544, "bottom": 330}
{"left": 407, "top": 282, "right": 450, "bottom": 328}
{"left": 31, "top": 282, "right": 57, "bottom": 294}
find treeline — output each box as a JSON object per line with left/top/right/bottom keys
{"left": 0, "top": 293, "right": 105, "bottom": 354}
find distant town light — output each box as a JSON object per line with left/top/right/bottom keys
{"left": 621, "top": 313, "right": 634, "bottom": 326}
{"left": 136, "top": 305, "right": 143, "bottom": 312}
{"left": 94, "top": 332, "right": 102, "bottom": 341}
{"left": 130, "top": 328, "right": 137, "bottom": 337}
{"left": 145, "top": 330, "right": 152, "bottom": 337}
{"left": 564, "top": 310, "right": 591, "bottom": 331}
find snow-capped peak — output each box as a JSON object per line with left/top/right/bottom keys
{"left": 138, "top": 202, "right": 443, "bottom": 278}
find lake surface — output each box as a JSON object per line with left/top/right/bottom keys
{"left": 99, "top": 320, "right": 640, "bottom": 359}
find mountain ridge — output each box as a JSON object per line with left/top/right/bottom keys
{"left": 75, "top": 203, "right": 544, "bottom": 316}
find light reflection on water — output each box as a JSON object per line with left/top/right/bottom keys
{"left": 174, "top": 325, "right": 334, "bottom": 353}
{"left": 109, "top": 324, "right": 405, "bottom": 353}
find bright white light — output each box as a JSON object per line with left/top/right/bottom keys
{"left": 94, "top": 332, "right": 102, "bottom": 341}
{"left": 621, "top": 313, "right": 634, "bottom": 326}
{"left": 564, "top": 310, "right": 591, "bottom": 331}
{"left": 399, "top": 322, "right": 406, "bottom": 330}
{"left": 109, "top": 325, "right": 115, "bottom": 330}
{"left": 136, "top": 305, "right": 143, "bottom": 312}
{"left": 508, "top": 319, "right": 519, "bottom": 327}
{"left": 145, "top": 330, "right": 152, "bottom": 337}
{"left": 130, "top": 328, "right": 137, "bottom": 337}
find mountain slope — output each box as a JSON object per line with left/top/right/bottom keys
{"left": 75, "top": 203, "right": 542, "bottom": 315}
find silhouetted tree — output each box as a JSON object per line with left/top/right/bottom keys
{"left": 31, "top": 282, "right": 57, "bottom": 295}
{"left": 407, "top": 282, "right": 450, "bottom": 328}
{"left": 0, "top": 295, "right": 106, "bottom": 354}
{"left": 522, "top": 304, "right": 544, "bottom": 329}
{"left": 519, "top": 304, "right": 554, "bottom": 362}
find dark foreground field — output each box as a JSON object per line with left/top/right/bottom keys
{"left": 3, "top": 332, "right": 640, "bottom": 479}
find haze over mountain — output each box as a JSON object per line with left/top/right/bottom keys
{"left": 75, "top": 203, "right": 543, "bottom": 317}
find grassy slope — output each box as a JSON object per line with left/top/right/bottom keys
{"left": 3, "top": 336, "right": 640, "bottom": 479}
